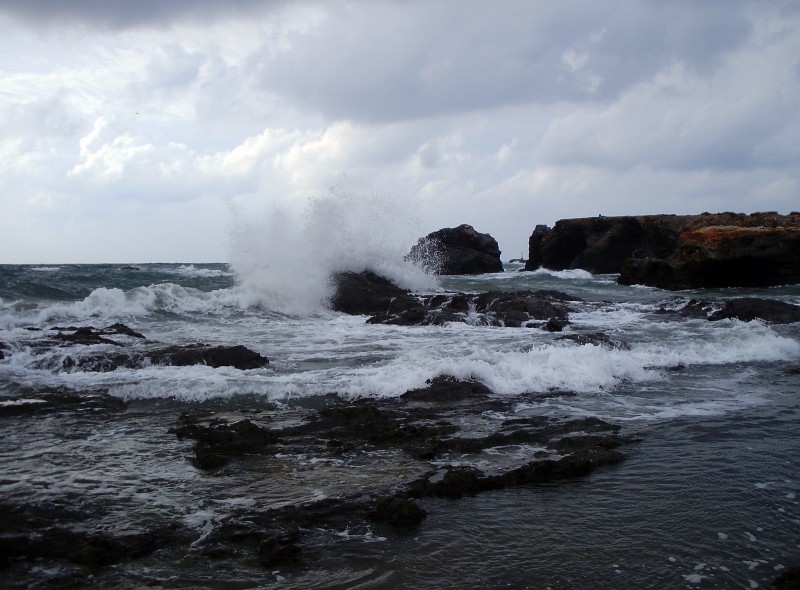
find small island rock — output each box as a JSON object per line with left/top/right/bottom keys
{"left": 407, "top": 224, "right": 503, "bottom": 275}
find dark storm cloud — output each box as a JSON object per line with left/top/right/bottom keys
{"left": 253, "top": 0, "right": 752, "bottom": 123}
{"left": 0, "top": 0, "right": 288, "bottom": 29}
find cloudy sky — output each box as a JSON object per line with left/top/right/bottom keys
{"left": 1, "top": 0, "right": 799, "bottom": 263}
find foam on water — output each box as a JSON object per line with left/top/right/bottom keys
{"left": 172, "top": 264, "right": 232, "bottom": 278}
{"left": 529, "top": 267, "right": 597, "bottom": 280}
{"left": 6, "top": 311, "right": 794, "bottom": 418}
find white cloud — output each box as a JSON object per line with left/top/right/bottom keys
{"left": 0, "top": 1, "right": 798, "bottom": 263}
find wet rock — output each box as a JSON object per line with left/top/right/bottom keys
{"left": 708, "top": 298, "right": 800, "bottom": 324}
{"left": 543, "top": 317, "right": 569, "bottom": 332}
{"left": 427, "top": 466, "right": 485, "bottom": 498}
{"left": 66, "top": 343, "right": 269, "bottom": 372}
{"left": 0, "top": 341, "right": 7, "bottom": 360}
{"left": 257, "top": 532, "right": 302, "bottom": 567}
{"left": 368, "top": 496, "right": 427, "bottom": 528}
{"left": 329, "top": 271, "right": 423, "bottom": 316}
{"left": 774, "top": 564, "right": 800, "bottom": 590}
{"left": 401, "top": 376, "right": 493, "bottom": 403}
{"left": 0, "top": 500, "right": 183, "bottom": 572}
{"left": 175, "top": 415, "right": 280, "bottom": 469}
{"left": 668, "top": 298, "right": 717, "bottom": 318}
{"left": 557, "top": 332, "right": 628, "bottom": 349}
{"left": 547, "top": 434, "right": 630, "bottom": 453}
{"left": 473, "top": 290, "right": 569, "bottom": 326}
{"left": 407, "top": 224, "right": 503, "bottom": 275}
{"left": 0, "top": 390, "right": 126, "bottom": 417}
{"left": 103, "top": 323, "right": 146, "bottom": 339}
{"left": 51, "top": 326, "right": 124, "bottom": 346}
{"left": 330, "top": 271, "right": 580, "bottom": 327}
{"left": 497, "top": 448, "right": 625, "bottom": 487}
{"left": 309, "top": 401, "right": 457, "bottom": 460}
{"left": 147, "top": 343, "right": 269, "bottom": 369}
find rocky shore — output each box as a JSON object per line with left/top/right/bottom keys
{"left": 525, "top": 212, "right": 800, "bottom": 289}
{"left": 1, "top": 332, "right": 636, "bottom": 585}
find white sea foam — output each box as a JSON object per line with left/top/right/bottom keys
{"left": 529, "top": 267, "right": 600, "bottom": 280}
{"left": 173, "top": 264, "right": 232, "bottom": 278}
{"left": 228, "top": 184, "right": 438, "bottom": 315}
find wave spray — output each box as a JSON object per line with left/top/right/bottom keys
{"left": 228, "top": 183, "right": 439, "bottom": 315}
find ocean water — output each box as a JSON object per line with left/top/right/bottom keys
{"left": 1, "top": 260, "right": 799, "bottom": 589}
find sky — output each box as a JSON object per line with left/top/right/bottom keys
{"left": 1, "top": 0, "right": 799, "bottom": 263}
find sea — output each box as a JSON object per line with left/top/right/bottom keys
{"left": 1, "top": 258, "right": 799, "bottom": 589}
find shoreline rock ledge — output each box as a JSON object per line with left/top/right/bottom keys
{"left": 407, "top": 224, "right": 503, "bottom": 275}
{"left": 525, "top": 212, "right": 800, "bottom": 289}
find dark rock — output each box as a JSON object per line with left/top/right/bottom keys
{"left": 0, "top": 390, "right": 126, "bottom": 417}
{"left": 498, "top": 448, "right": 625, "bottom": 487}
{"left": 671, "top": 298, "right": 717, "bottom": 318}
{"left": 402, "top": 376, "right": 493, "bottom": 403}
{"left": 428, "top": 466, "right": 485, "bottom": 498}
{"left": 367, "top": 307, "right": 430, "bottom": 326}
{"left": 51, "top": 326, "right": 123, "bottom": 346}
{"left": 368, "top": 496, "right": 427, "bottom": 528}
{"left": 525, "top": 215, "right": 685, "bottom": 273}
{"left": 557, "top": 332, "right": 627, "bottom": 349}
{"left": 309, "top": 401, "right": 456, "bottom": 460}
{"left": 618, "top": 213, "right": 800, "bottom": 289}
{"left": 329, "top": 271, "right": 423, "bottom": 316}
{"left": 474, "top": 290, "right": 569, "bottom": 324}
{"left": 175, "top": 415, "right": 280, "bottom": 469}
{"left": 407, "top": 224, "right": 503, "bottom": 275}
{"left": 257, "top": 533, "right": 301, "bottom": 567}
{"left": 543, "top": 317, "right": 569, "bottom": 332}
{"left": 774, "top": 564, "right": 800, "bottom": 590}
{"left": 64, "top": 343, "right": 268, "bottom": 372}
{"left": 0, "top": 520, "right": 179, "bottom": 571}
{"left": 526, "top": 213, "right": 800, "bottom": 289}
{"left": 708, "top": 298, "right": 800, "bottom": 324}
{"left": 103, "top": 323, "right": 146, "bottom": 339}
{"left": 333, "top": 271, "right": 576, "bottom": 328}
{"left": 147, "top": 343, "right": 269, "bottom": 370}
{"left": 0, "top": 341, "right": 7, "bottom": 360}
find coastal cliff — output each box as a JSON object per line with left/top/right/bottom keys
{"left": 525, "top": 212, "right": 800, "bottom": 289}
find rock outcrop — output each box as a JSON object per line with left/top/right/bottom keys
{"left": 525, "top": 212, "right": 800, "bottom": 289}
{"left": 329, "top": 270, "right": 579, "bottom": 328}
{"left": 407, "top": 224, "right": 503, "bottom": 274}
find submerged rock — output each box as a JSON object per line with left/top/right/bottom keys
{"left": 407, "top": 224, "right": 503, "bottom": 274}
{"left": 174, "top": 414, "right": 280, "bottom": 469}
{"left": 368, "top": 496, "right": 427, "bottom": 528}
{"left": 773, "top": 564, "right": 800, "bottom": 590}
{"left": 557, "top": 332, "right": 629, "bottom": 349}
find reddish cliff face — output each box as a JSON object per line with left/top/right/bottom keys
{"left": 526, "top": 212, "right": 800, "bottom": 289}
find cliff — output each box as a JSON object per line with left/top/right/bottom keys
{"left": 525, "top": 212, "right": 800, "bottom": 289}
